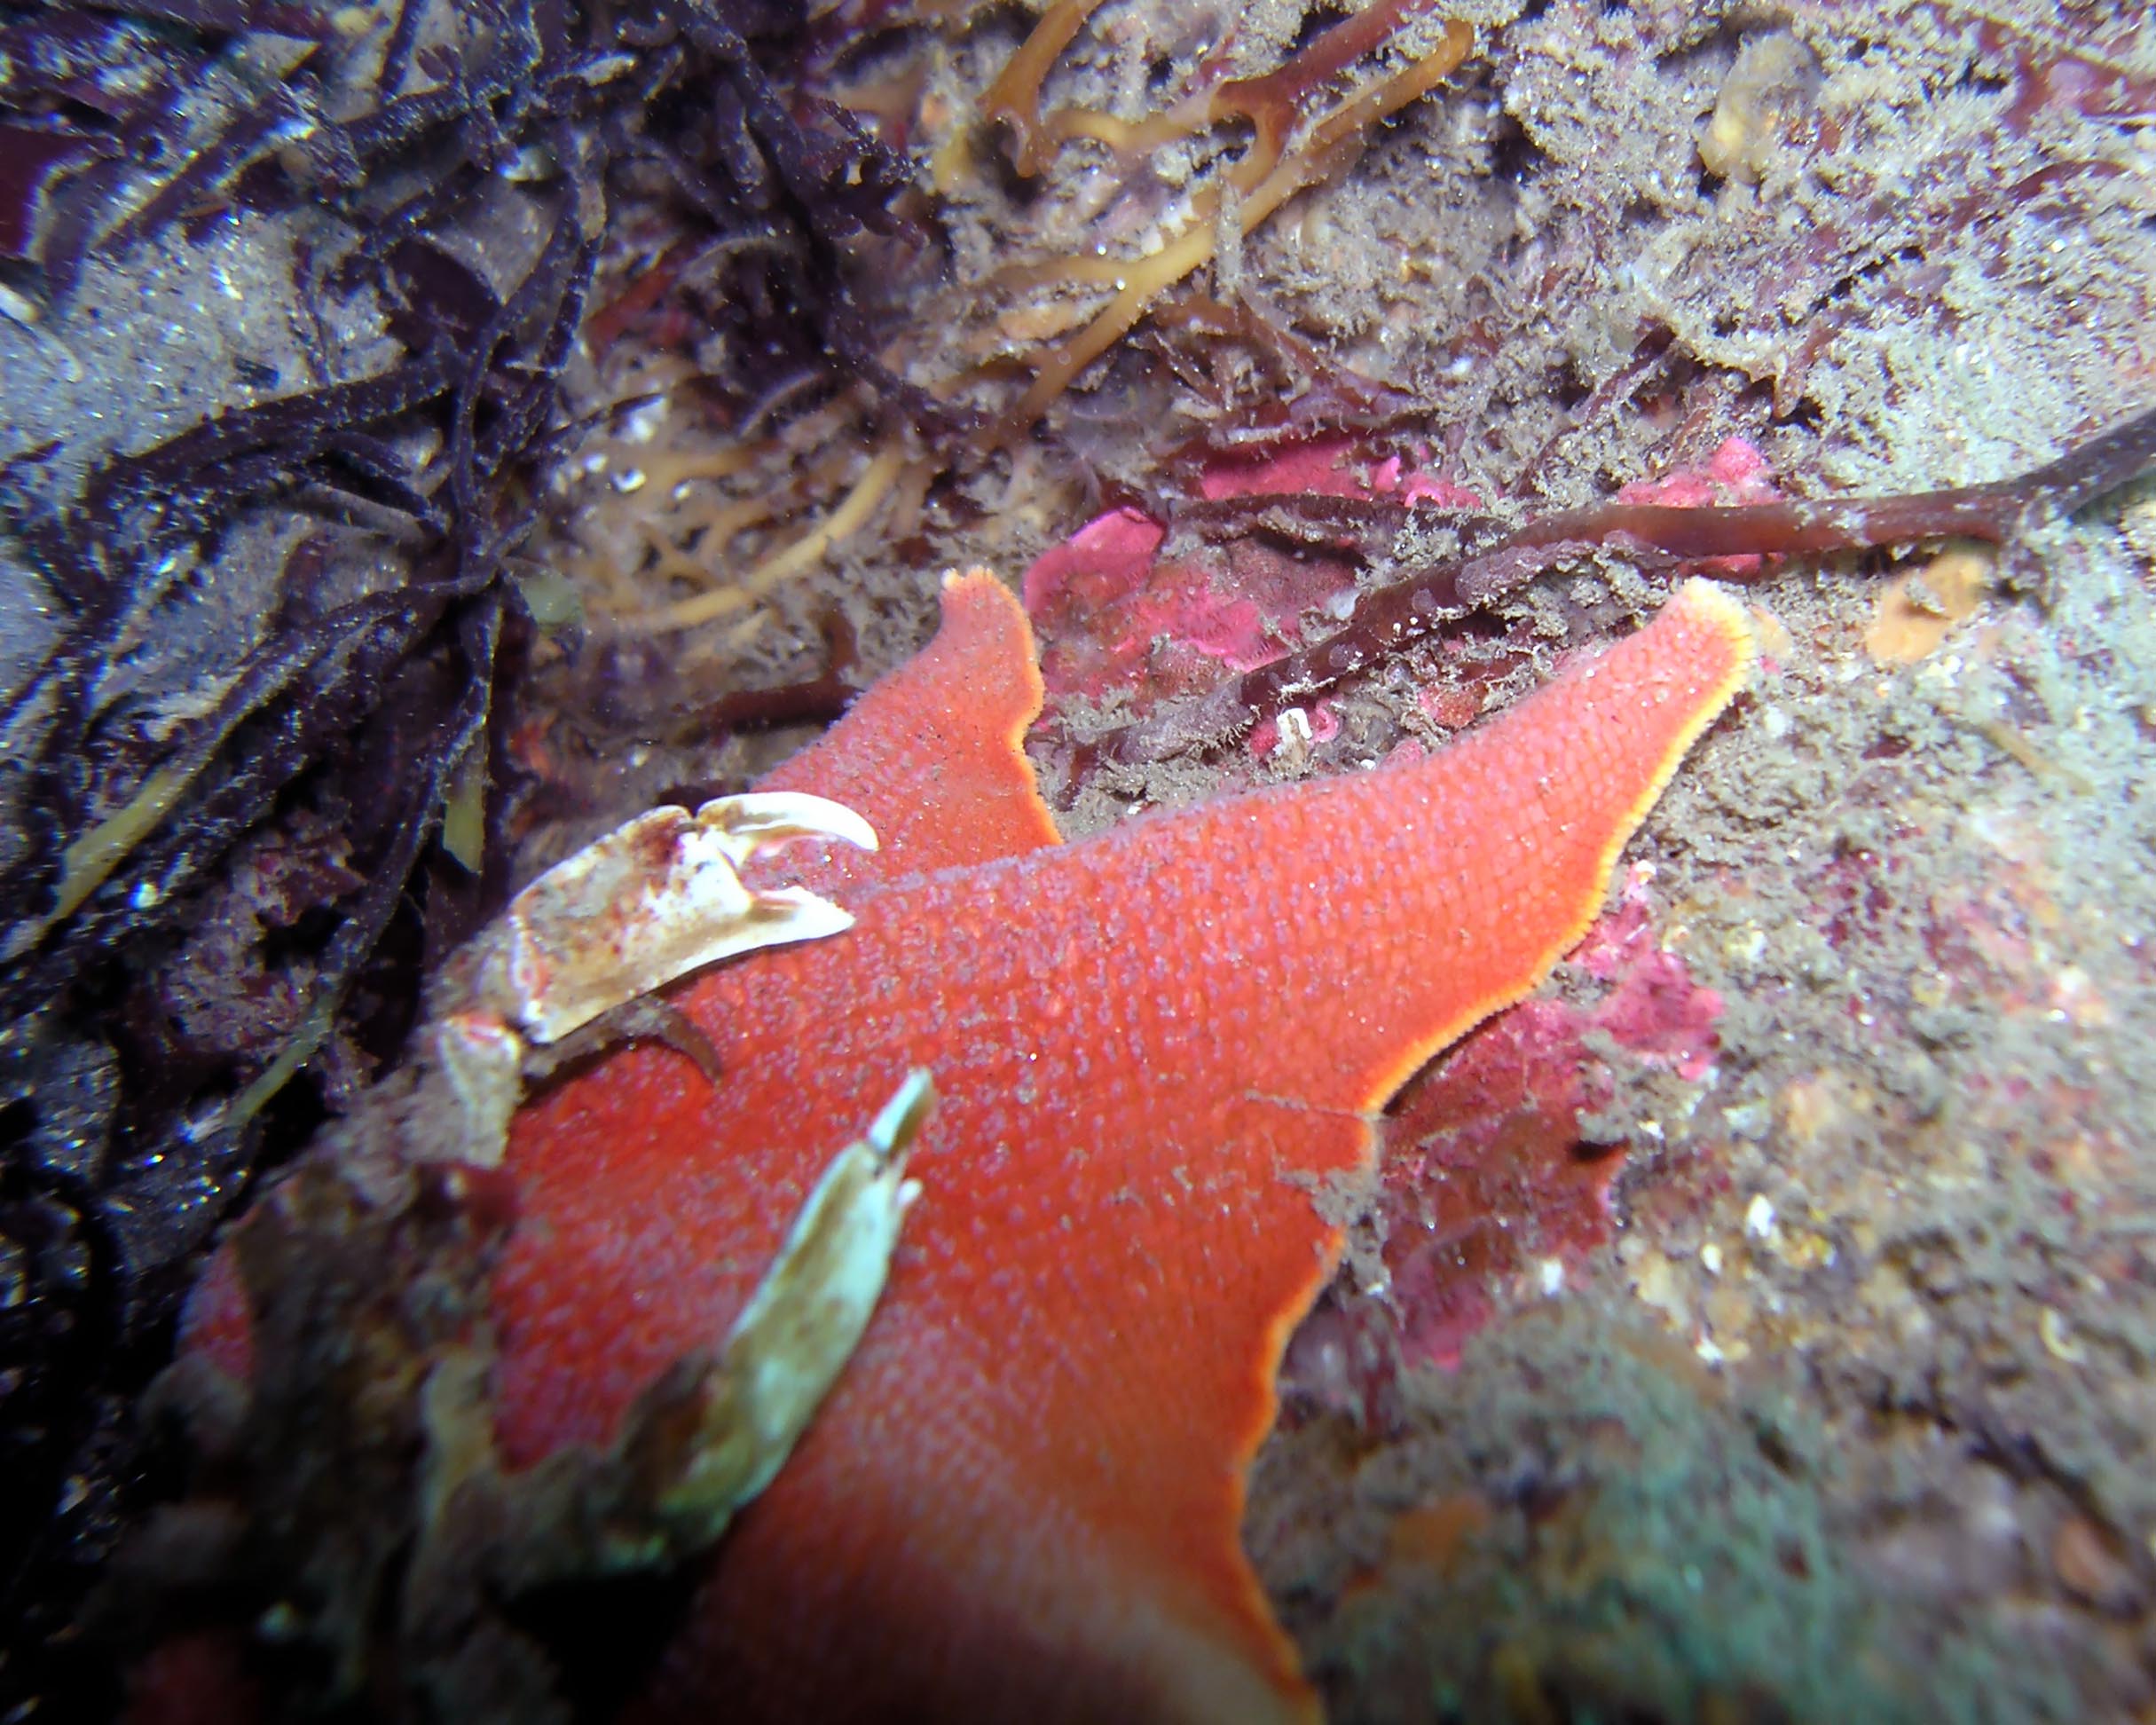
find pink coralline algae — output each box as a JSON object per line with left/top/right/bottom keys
{"left": 1020, "top": 506, "right": 1290, "bottom": 700}
{"left": 1020, "top": 438, "right": 1778, "bottom": 760}
{"left": 1020, "top": 435, "right": 1478, "bottom": 713}
{"left": 1382, "top": 871, "right": 1723, "bottom": 1373}
{"left": 1285, "top": 870, "right": 1726, "bottom": 1416}
{"left": 1616, "top": 437, "right": 1782, "bottom": 576}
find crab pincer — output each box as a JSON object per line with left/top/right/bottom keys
{"left": 421, "top": 791, "right": 878, "bottom": 1167}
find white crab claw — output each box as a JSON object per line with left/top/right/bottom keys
{"left": 696, "top": 792, "right": 879, "bottom": 867}
{"left": 449, "top": 794, "right": 878, "bottom": 1047}
{"left": 862, "top": 1066, "right": 935, "bottom": 1197}
{"left": 727, "top": 1067, "right": 935, "bottom": 1370}
{"left": 656, "top": 1068, "right": 937, "bottom": 1532}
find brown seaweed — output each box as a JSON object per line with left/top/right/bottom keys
{"left": 1095, "top": 402, "right": 2156, "bottom": 766}
{"left": 0, "top": 4, "right": 925, "bottom": 1714}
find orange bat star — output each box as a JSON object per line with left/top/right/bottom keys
{"left": 491, "top": 571, "right": 1754, "bottom": 1722}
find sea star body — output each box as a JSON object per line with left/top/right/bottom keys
{"left": 490, "top": 571, "right": 1754, "bottom": 1721}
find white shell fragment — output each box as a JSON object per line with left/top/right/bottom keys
{"left": 415, "top": 792, "right": 877, "bottom": 1167}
